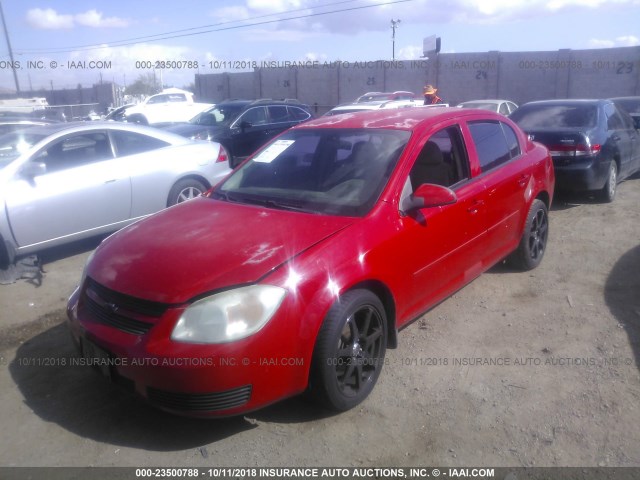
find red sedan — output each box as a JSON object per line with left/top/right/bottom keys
{"left": 67, "top": 107, "right": 554, "bottom": 416}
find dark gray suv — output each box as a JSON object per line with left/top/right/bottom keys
{"left": 167, "top": 99, "right": 313, "bottom": 167}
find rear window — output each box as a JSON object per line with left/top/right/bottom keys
{"left": 510, "top": 104, "right": 598, "bottom": 129}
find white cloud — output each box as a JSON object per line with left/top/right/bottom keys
{"left": 397, "top": 45, "right": 424, "bottom": 60}
{"left": 26, "top": 8, "right": 74, "bottom": 29}
{"left": 589, "top": 35, "right": 640, "bottom": 48}
{"left": 75, "top": 10, "right": 130, "bottom": 28}
{"left": 247, "top": 0, "right": 303, "bottom": 12}
{"left": 26, "top": 8, "right": 130, "bottom": 30}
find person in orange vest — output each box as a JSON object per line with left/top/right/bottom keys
{"left": 423, "top": 85, "right": 443, "bottom": 105}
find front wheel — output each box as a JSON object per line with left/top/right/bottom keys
{"left": 309, "top": 289, "right": 387, "bottom": 411}
{"left": 599, "top": 161, "right": 617, "bottom": 203}
{"left": 167, "top": 178, "right": 207, "bottom": 206}
{"left": 508, "top": 199, "right": 549, "bottom": 271}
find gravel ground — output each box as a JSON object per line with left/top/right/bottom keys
{"left": 0, "top": 177, "right": 639, "bottom": 468}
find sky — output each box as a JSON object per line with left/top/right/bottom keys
{"left": 1, "top": 0, "right": 639, "bottom": 92}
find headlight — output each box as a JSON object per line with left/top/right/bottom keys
{"left": 171, "top": 285, "right": 286, "bottom": 344}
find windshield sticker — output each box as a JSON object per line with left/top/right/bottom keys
{"left": 253, "top": 140, "right": 295, "bottom": 163}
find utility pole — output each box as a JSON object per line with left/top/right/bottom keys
{"left": 391, "top": 19, "right": 401, "bottom": 60}
{"left": 0, "top": 0, "right": 20, "bottom": 92}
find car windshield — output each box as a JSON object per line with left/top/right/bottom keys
{"left": 510, "top": 104, "right": 598, "bottom": 129}
{"left": 357, "top": 94, "right": 392, "bottom": 103}
{"left": 213, "top": 128, "right": 410, "bottom": 217}
{"left": 189, "top": 104, "right": 245, "bottom": 126}
{"left": 0, "top": 132, "right": 46, "bottom": 169}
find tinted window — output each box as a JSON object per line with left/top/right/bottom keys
{"left": 268, "top": 105, "right": 290, "bottom": 123}
{"left": 288, "top": 106, "right": 311, "bottom": 121}
{"left": 239, "top": 107, "right": 268, "bottom": 125}
{"left": 510, "top": 104, "right": 598, "bottom": 129}
{"left": 468, "top": 121, "right": 511, "bottom": 172}
{"left": 502, "top": 123, "right": 520, "bottom": 158}
{"left": 191, "top": 104, "right": 244, "bottom": 126}
{"left": 498, "top": 103, "right": 509, "bottom": 115}
{"left": 111, "top": 131, "right": 169, "bottom": 156}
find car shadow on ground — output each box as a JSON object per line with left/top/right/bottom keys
{"left": 8, "top": 323, "right": 335, "bottom": 450}
{"left": 604, "top": 244, "right": 640, "bottom": 373}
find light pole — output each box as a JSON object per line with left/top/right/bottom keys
{"left": 391, "top": 19, "right": 401, "bottom": 60}
{"left": 0, "top": 0, "right": 20, "bottom": 92}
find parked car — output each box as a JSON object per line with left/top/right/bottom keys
{"left": 324, "top": 98, "right": 432, "bottom": 116}
{"left": 67, "top": 107, "right": 554, "bottom": 417}
{"left": 458, "top": 99, "right": 518, "bottom": 115}
{"left": 166, "top": 99, "right": 313, "bottom": 167}
{"left": 355, "top": 91, "right": 416, "bottom": 103}
{"left": 0, "top": 122, "right": 231, "bottom": 268}
{"left": 124, "top": 88, "right": 213, "bottom": 126}
{"left": 610, "top": 96, "right": 640, "bottom": 129}
{"left": 510, "top": 99, "right": 640, "bottom": 202}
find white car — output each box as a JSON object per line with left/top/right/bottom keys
{"left": 124, "top": 88, "right": 213, "bottom": 126}
{"left": 457, "top": 99, "right": 518, "bottom": 115}
{"left": 0, "top": 122, "right": 231, "bottom": 266}
{"left": 324, "top": 98, "right": 422, "bottom": 116}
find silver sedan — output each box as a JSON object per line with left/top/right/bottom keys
{"left": 0, "top": 121, "right": 231, "bottom": 266}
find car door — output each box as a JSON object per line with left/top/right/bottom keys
{"left": 604, "top": 102, "right": 634, "bottom": 178}
{"left": 229, "top": 106, "right": 270, "bottom": 158}
{"left": 109, "top": 129, "right": 173, "bottom": 217}
{"left": 392, "top": 123, "right": 489, "bottom": 322}
{"left": 265, "top": 105, "right": 296, "bottom": 142}
{"left": 465, "top": 119, "right": 531, "bottom": 265}
{"left": 4, "top": 130, "right": 131, "bottom": 249}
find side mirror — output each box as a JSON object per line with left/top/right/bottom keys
{"left": 240, "top": 120, "right": 252, "bottom": 132}
{"left": 20, "top": 161, "right": 47, "bottom": 178}
{"left": 405, "top": 183, "right": 457, "bottom": 211}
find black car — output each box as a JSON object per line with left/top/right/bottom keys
{"left": 510, "top": 99, "right": 640, "bottom": 202}
{"left": 166, "top": 99, "right": 313, "bottom": 167}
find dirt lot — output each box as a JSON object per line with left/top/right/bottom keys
{"left": 0, "top": 178, "right": 639, "bottom": 468}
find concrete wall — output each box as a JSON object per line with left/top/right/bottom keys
{"left": 195, "top": 46, "right": 640, "bottom": 114}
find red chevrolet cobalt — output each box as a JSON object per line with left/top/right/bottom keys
{"left": 67, "top": 107, "right": 554, "bottom": 416}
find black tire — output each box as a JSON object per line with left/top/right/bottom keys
{"left": 309, "top": 289, "right": 387, "bottom": 411}
{"left": 167, "top": 178, "right": 207, "bottom": 206}
{"left": 0, "top": 236, "right": 10, "bottom": 270}
{"left": 508, "top": 199, "right": 549, "bottom": 271}
{"left": 599, "top": 160, "right": 617, "bottom": 203}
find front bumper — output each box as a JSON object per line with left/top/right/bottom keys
{"left": 66, "top": 281, "right": 310, "bottom": 417}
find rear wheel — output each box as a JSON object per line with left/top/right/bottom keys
{"left": 167, "top": 179, "right": 207, "bottom": 206}
{"left": 309, "top": 289, "right": 387, "bottom": 411}
{"left": 599, "top": 161, "right": 617, "bottom": 203}
{"left": 0, "top": 236, "right": 10, "bottom": 270}
{"left": 508, "top": 199, "right": 549, "bottom": 271}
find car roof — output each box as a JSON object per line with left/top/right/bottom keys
{"left": 297, "top": 106, "right": 501, "bottom": 131}
{"left": 520, "top": 99, "right": 609, "bottom": 107}
{"left": 14, "top": 121, "right": 191, "bottom": 144}
{"left": 460, "top": 99, "right": 511, "bottom": 104}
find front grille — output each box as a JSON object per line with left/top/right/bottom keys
{"left": 82, "top": 278, "right": 171, "bottom": 335}
{"left": 84, "top": 294, "right": 154, "bottom": 335}
{"left": 86, "top": 278, "right": 169, "bottom": 317}
{"left": 147, "top": 385, "right": 252, "bottom": 412}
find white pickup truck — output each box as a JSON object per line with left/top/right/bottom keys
{"left": 124, "top": 88, "right": 213, "bottom": 126}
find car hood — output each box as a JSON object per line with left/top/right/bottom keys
{"left": 88, "top": 198, "right": 355, "bottom": 304}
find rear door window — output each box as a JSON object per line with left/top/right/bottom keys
{"left": 468, "top": 121, "right": 520, "bottom": 172}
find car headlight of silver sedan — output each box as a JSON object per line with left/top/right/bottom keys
{"left": 171, "top": 285, "right": 286, "bottom": 344}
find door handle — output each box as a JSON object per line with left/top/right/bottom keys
{"left": 467, "top": 199, "right": 484, "bottom": 215}
{"left": 105, "top": 179, "right": 117, "bottom": 184}
{"left": 612, "top": 134, "right": 621, "bottom": 142}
